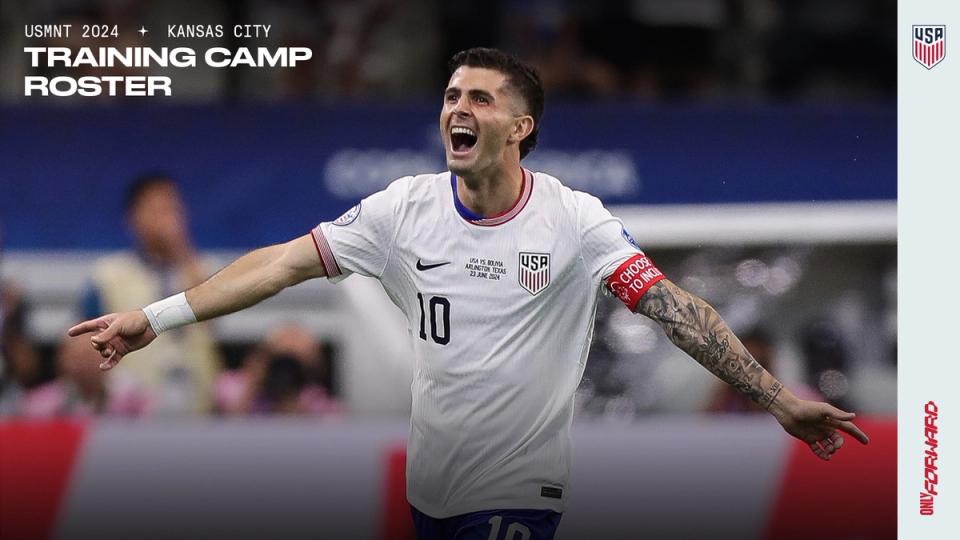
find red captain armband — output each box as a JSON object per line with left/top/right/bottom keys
{"left": 605, "top": 254, "right": 666, "bottom": 310}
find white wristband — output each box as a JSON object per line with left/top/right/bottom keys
{"left": 142, "top": 292, "right": 197, "bottom": 335}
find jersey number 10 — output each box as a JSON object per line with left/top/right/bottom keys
{"left": 417, "top": 293, "right": 450, "bottom": 345}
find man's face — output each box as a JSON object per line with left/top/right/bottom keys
{"left": 440, "top": 66, "right": 527, "bottom": 177}
{"left": 129, "top": 182, "right": 188, "bottom": 256}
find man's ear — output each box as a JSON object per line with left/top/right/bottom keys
{"left": 509, "top": 115, "right": 535, "bottom": 145}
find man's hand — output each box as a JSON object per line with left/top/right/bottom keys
{"left": 67, "top": 311, "right": 158, "bottom": 370}
{"left": 768, "top": 390, "right": 870, "bottom": 460}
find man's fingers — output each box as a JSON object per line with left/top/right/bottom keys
{"left": 822, "top": 403, "right": 856, "bottom": 421}
{"left": 821, "top": 436, "right": 835, "bottom": 453}
{"left": 99, "top": 351, "right": 122, "bottom": 370}
{"left": 67, "top": 318, "right": 107, "bottom": 337}
{"left": 829, "top": 432, "right": 845, "bottom": 450}
{"left": 818, "top": 430, "right": 846, "bottom": 455}
{"left": 808, "top": 441, "right": 831, "bottom": 461}
{"left": 91, "top": 321, "right": 121, "bottom": 347}
{"left": 835, "top": 420, "right": 870, "bottom": 445}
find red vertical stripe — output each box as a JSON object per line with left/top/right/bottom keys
{"left": 915, "top": 41, "right": 919, "bottom": 63}
{"left": 380, "top": 444, "right": 415, "bottom": 540}
{"left": 763, "top": 418, "right": 896, "bottom": 540}
{"left": 0, "top": 421, "right": 88, "bottom": 540}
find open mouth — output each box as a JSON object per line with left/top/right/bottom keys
{"left": 450, "top": 126, "right": 478, "bottom": 154}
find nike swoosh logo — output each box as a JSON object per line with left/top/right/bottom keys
{"left": 416, "top": 259, "right": 451, "bottom": 271}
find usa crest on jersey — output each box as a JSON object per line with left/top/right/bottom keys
{"left": 913, "top": 25, "right": 946, "bottom": 69}
{"left": 518, "top": 252, "right": 550, "bottom": 295}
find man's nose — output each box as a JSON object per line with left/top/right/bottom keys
{"left": 452, "top": 97, "right": 471, "bottom": 117}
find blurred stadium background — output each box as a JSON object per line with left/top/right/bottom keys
{"left": 1, "top": 1, "right": 895, "bottom": 539}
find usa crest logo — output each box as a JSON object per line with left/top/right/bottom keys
{"left": 913, "top": 25, "right": 946, "bottom": 69}
{"left": 518, "top": 252, "right": 550, "bottom": 295}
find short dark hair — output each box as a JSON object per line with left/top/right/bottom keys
{"left": 448, "top": 48, "right": 544, "bottom": 160}
{"left": 125, "top": 173, "right": 175, "bottom": 213}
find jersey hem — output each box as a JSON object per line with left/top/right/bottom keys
{"left": 407, "top": 492, "right": 566, "bottom": 519}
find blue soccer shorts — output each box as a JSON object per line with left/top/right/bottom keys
{"left": 410, "top": 506, "right": 562, "bottom": 540}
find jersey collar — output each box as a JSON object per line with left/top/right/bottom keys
{"left": 451, "top": 168, "right": 533, "bottom": 227}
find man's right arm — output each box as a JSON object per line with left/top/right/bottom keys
{"left": 68, "top": 234, "right": 325, "bottom": 369}
{"left": 186, "top": 234, "right": 326, "bottom": 320}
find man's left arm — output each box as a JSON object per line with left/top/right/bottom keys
{"left": 635, "top": 278, "right": 869, "bottom": 460}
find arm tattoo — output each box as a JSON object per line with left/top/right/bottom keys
{"left": 636, "top": 279, "right": 783, "bottom": 409}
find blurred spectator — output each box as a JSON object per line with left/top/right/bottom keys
{"left": 319, "top": 0, "right": 438, "bottom": 97}
{"left": 766, "top": 0, "right": 896, "bottom": 101}
{"left": 503, "top": 1, "right": 621, "bottom": 98}
{"left": 577, "top": 0, "right": 728, "bottom": 99}
{"left": 242, "top": 0, "right": 439, "bottom": 100}
{"left": 80, "top": 174, "right": 221, "bottom": 416}
{"left": 0, "top": 279, "right": 41, "bottom": 415}
{"left": 13, "top": 335, "right": 149, "bottom": 418}
{"left": 215, "top": 324, "right": 341, "bottom": 416}
{"left": 800, "top": 319, "right": 853, "bottom": 410}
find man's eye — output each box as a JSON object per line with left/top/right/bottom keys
{"left": 475, "top": 96, "right": 488, "bottom": 104}
{"left": 446, "top": 94, "right": 458, "bottom": 103}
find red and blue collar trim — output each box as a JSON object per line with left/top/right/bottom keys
{"left": 451, "top": 169, "right": 533, "bottom": 227}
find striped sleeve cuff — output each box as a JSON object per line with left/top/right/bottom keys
{"left": 311, "top": 225, "right": 343, "bottom": 279}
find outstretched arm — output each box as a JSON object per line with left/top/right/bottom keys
{"left": 68, "top": 234, "right": 325, "bottom": 369}
{"left": 184, "top": 234, "right": 326, "bottom": 320}
{"left": 635, "top": 278, "right": 869, "bottom": 460}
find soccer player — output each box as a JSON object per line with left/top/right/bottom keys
{"left": 69, "top": 48, "right": 869, "bottom": 539}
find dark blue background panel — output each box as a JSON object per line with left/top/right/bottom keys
{"left": 0, "top": 103, "right": 894, "bottom": 249}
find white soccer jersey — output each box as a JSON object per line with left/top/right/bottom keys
{"left": 312, "top": 169, "right": 657, "bottom": 517}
